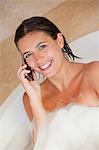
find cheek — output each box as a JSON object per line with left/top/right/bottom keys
{"left": 49, "top": 47, "right": 62, "bottom": 59}
{"left": 26, "top": 59, "right": 36, "bottom": 69}
{"left": 29, "top": 62, "right": 40, "bottom": 73}
{"left": 47, "top": 47, "right": 57, "bottom": 57}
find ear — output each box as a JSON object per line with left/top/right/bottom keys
{"left": 56, "top": 33, "right": 64, "bottom": 49}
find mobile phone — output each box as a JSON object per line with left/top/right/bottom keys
{"left": 22, "top": 58, "right": 34, "bottom": 81}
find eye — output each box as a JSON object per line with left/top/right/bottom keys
{"left": 24, "top": 52, "right": 32, "bottom": 59}
{"left": 39, "top": 44, "right": 46, "bottom": 50}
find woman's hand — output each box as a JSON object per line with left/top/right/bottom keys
{"left": 17, "top": 64, "right": 47, "bottom": 128}
{"left": 17, "top": 64, "right": 40, "bottom": 99}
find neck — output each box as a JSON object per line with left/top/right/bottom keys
{"left": 48, "top": 60, "right": 72, "bottom": 92}
{"left": 48, "top": 60, "right": 84, "bottom": 93}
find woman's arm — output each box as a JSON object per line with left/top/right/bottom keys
{"left": 23, "top": 92, "right": 33, "bottom": 121}
{"left": 17, "top": 64, "right": 47, "bottom": 130}
{"left": 88, "top": 61, "right": 99, "bottom": 96}
{"left": 23, "top": 92, "right": 47, "bottom": 144}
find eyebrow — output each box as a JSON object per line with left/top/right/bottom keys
{"left": 23, "top": 51, "right": 29, "bottom": 57}
{"left": 23, "top": 41, "right": 46, "bottom": 56}
{"left": 36, "top": 41, "right": 45, "bottom": 48}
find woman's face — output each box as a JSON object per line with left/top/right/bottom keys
{"left": 17, "top": 31, "right": 65, "bottom": 78}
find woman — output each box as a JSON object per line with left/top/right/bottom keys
{"left": 14, "top": 16, "right": 99, "bottom": 149}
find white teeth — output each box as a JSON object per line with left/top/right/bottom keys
{"left": 40, "top": 61, "right": 51, "bottom": 69}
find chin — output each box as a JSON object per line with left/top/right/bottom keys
{"left": 45, "top": 70, "right": 58, "bottom": 79}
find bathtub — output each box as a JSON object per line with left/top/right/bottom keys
{"left": 0, "top": 85, "right": 33, "bottom": 150}
{"left": 70, "top": 30, "right": 99, "bottom": 63}
{"left": 0, "top": 31, "right": 99, "bottom": 149}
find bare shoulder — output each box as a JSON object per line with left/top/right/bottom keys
{"left": 86, "top": 61, "right": 99, "bottom": 76}
{"left": 85, "top": 61, "right": 99, "bottom": 92}
{"left": 23, "top": 92, "right": 33, "bottom": 121}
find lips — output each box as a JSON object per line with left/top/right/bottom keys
{"left": 39, "top": 60, "right": 52, "bottom": 71}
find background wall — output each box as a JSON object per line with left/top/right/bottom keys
{"left": 0, "top": 0, "right": 99, "bottom": 105}
{"left": 0, "top": 0, "right": 65, "bottom": 104}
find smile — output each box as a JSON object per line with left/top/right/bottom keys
{"left": 39, "top": 60, "right": 52, "bottom": 70}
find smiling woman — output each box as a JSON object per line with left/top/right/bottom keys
{"left": 17, "top": 32, "right": 54, "bottom": 76}
{"left": 14, "top": 16, "right": 99, "bottom": 149}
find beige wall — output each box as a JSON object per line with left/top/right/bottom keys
{"left": 45, "top": 0, "right": 99, "bottom": 42}
{"left": 0, "top": 0, "right": 65, "bottom": 105}
{"left": 0, "top": 0, "right": 99, "bottom": 105}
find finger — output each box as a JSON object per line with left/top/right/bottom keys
{"left": 17, "top": 68, "right": 30, "bottom": 81}
{"left": 17, "top": 64, "right": 28, "bottom": 78}
{"left": 20, "top": 70, "right": 30, "bottom": 79}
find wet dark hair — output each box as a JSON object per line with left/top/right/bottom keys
{"left": 14, "top": 16, "right": 79, "bottom": 60}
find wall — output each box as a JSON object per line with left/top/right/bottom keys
{"left": 0, "top": 0, "right": 99, "bottom": 105}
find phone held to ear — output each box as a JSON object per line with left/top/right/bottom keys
{"left": 22, "top": 58, "right": 34, "bottom": 81}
